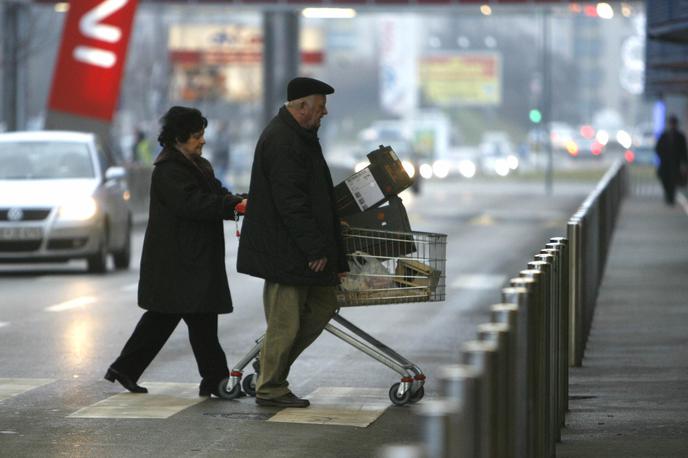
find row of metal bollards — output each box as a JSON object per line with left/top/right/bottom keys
{"left": 379, "top": 161, "right": 628, "bottom": 458}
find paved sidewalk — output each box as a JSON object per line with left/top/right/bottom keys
{"left": 557, "top": 193, "right": 688, "bottom": 457}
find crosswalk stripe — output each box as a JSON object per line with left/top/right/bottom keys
{"left": 120, "top": 283, "right": 138, "bottom": 292}
{"left": 69, "top": 382, "right": 203, "bottom": 419}
{"left": 0, "top": 378, "right": 55, "bottom": 402}
{"left": 677, "top": 192, "right": 688, "bottom": 216}
{"left": 267, "top": 387, "right": 389, "bottom": 428}
{"left": 451, "top": 274, "right": 506, "bottom": 290}
{"left": 45, "top": 296, "right": 97, "bottom": 312}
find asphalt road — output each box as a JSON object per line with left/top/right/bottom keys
{"left": 0, "top": 178, "right": 595, "bottom": 458}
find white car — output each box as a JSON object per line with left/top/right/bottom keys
{"left": 0, "top": 131, "right": 132, "bottom": 273}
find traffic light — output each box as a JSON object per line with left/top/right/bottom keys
{"left": 529, "top": 109, "right": 542, "bottom": 124}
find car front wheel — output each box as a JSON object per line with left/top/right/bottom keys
{"left": 87, "top": 231, "right": 108, "bottom": 274}
{"left": 113, "top": 219, "right": 131, "bottom": 270}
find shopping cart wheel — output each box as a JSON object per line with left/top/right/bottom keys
{"left": 217, "top": 377, "right": 242, "bottom": 399}
{"left": 388, "top": 383, "right": 411, "bottom": 406}
{"left": 409, "top": 386, "right": 425, "bottom": 403}
{"left": 242, "top": 373, "right": 257, "bottom": 397}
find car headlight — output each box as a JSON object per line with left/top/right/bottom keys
{"left": 419, "top": 163, "right": 433, "bottom": 179}
{"left": 401, "top": 160, "right": 416, "bottom": 178}
{"left": 432, "top": 160, "right": 450, "bottom": 179}
{"left": 59, "top": 197, "right": 98, "bottom": 221}
{"left": 506, "top": 154, "right": 519, "bottom": 170}
{"left": 495, "top": 159, "right": 510, "bottom": 177}
{"left": 458, "top": 160, "right": 476, "bottom": 178}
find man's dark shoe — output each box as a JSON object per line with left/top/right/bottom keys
{"left": 256, "top": 392, "right": 310, "bottom": 408}
{"left": 104, "top": 367, "right": 148, "bottom": 393}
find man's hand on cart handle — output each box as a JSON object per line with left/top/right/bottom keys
{"left": 308, "top": 257, "right": 327, "bottom": 272}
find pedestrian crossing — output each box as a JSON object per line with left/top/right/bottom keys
{"left": 0, "top": 378, "right": 55, "bottom": 402}
{"left": 69, "top": 382, "right": 204, "bottom": 419}
{"left": 0, "top": 378, "right": 391, "bottom": 427}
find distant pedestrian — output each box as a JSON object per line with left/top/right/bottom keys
{"left": 132, "top": 129, "right": 153, "bottom": 165}
{"left": 655, "top": 115, "right": 688, "bottom": 205}
{"left": 237, "top": 77, "right": 349, "bottom": 408}
{"left": 105, "top": 106, "right": 246, "bottom": 397}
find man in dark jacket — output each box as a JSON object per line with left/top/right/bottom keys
{"left": 237, "top": 77, "right": 348, "bottom": 408}
{"left": 105, "top": 107, "right": 246, "bottom": 398}
{"left": 655, "top": 115, "right": 688, "bottom": 205}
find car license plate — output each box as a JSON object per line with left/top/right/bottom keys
{"left": 0, "top": 227, "right": 43, "bottom": 240}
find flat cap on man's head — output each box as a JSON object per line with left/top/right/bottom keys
{"left": 287, "top": 77, "right": 334, "bottom": 101}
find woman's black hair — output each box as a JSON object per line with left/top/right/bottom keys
{"left": 157, "top": 106, "right": 208, "bottom": 147}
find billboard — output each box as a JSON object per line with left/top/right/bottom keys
{"left": 419, "top": 52, "right": 501, "bottom": 106}
{"left": 168, "top": 24, "right": 263, "bottom": 103}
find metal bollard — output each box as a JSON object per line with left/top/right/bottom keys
{"left": 478, "top": 323, "right": 510, "bottom": 458}
{"left": 490, "top": 303, "right": 520, "bottom": 458}
{"left": 439, "top": 364, "right": 480, "bottom": 458}
{"left": 567, "top": 217, "right": 583, "bottom": 367}
{"left": 532, "top": 253, "right": 560, "bottom": 453}
{"left": 545, "top": 240, "right": 569, "bottom": 430}
{"left": 377, "top": 444, "right": 428, "bottom": 458}
{"left": 462, "top": 340, "right": 498, "bottom": 458}
{"left": 549, "top": 237, "right": 570, "bottom": 420}
{"left": 523, "top": 262, "right": 554, "bottom": 458}
{"left": 418, "top": 400, "right": 459, "bottom": 458}
{"left": 498, "top": 293, "right": 529, "bottom": 458}
{"left": 512, "top": 273, "right": 546, "bottom": 458}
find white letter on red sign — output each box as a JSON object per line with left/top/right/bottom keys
{"left": 74, "top": 0, "right": 128, "bottom": 68}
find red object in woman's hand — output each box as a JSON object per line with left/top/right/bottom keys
{"left": 235, "top": 199, "right": 247, "bottom": 214}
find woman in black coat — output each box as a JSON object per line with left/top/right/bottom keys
{"left": 105, "top": 106, "right": 246, "bottom": 397}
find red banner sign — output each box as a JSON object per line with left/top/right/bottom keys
{"left": 48, "top": 0, "right": 138, "bottom": 122}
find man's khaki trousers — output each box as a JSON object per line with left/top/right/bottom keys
{"left": 255, "top": 281, "right": 338, "bottom": 399}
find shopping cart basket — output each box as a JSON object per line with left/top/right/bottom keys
{"left": 219, "top": 226, "right": 447, "bottom": 406}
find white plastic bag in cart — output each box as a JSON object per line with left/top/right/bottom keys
{"left": 340, "top": 251, "right": 394, "bottom": 291}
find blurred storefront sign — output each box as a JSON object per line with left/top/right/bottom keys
{"left": 168, "top": 24, "right": 324, "bottom": 103}
{"left": 378, "top": 16, "right": 418, "bottom": 116}
{"left": 168, "top": 24, "right": 263, "bottom": 102}
{"left": 419, "top": 52, "right": 501, "bottom": 106}
{"left": 47, "top": 0, "right": 139, "bottom": 122}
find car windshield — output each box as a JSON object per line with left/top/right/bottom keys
{"left": 0, "top": 141, "right": 94, "bottom": 179}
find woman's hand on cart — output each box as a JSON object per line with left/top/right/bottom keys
{"left": 233, "top": 199, "right": 248, "bottom": 237}
{"left": 235, "top": 199, "right": 247, "bottom": 215}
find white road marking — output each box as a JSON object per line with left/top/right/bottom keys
{"left": 120, "top": 283, "right": 138, "bottom": 292}
{"left": 450, "top": 274, "right": 506, "bottom": 290}
{"left": 45, "top": 296, "right": 97, "bottom": 312}
{"left": 677, "top": 192, "right": 688, "bottom": 216}
{"left": 0, "top": 322, "right": 8, "bottom": 329}
{"left": 469, "top": 213, "right": 495, "bottom": 226}
{"left": 267, "top": 387, "right": 389, "bottom": 428}
{"left": 69, "top": 382, "right": 203, "bottom": 419}
{"left": 0, "top": 378, "right": 55, "bottom": 402}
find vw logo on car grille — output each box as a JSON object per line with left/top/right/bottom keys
{"left": 7, "top": 207, "right": 24, "bottom": 221}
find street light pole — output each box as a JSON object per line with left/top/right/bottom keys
{"left": 542, "top": 6, "right": 553, "bottom": 195}
{"left": 1, "top": 1, "right": 27, "bottom": 132}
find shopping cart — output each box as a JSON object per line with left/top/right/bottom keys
{"left": 219, "top": 226, "right": 447, "bottom": 406}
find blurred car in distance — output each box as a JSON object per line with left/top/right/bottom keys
{"left": 0, "top": 131, "right": 132, "bottom": 273}
{"left": 628, "top": 123, "right": 659, "bottom": 166}
{"left": 479, "top": 131, "right": 519, "bottom": 176}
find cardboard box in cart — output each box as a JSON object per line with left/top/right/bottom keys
{"left": 334, "top": 145, "right": 413, "bottom": 217}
